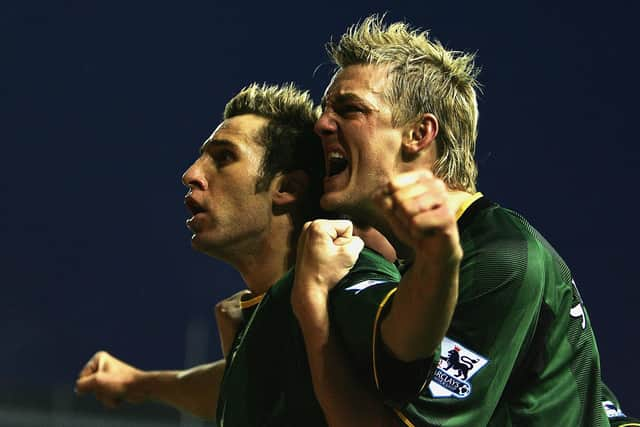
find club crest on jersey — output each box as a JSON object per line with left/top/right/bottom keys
{"left": 429, "top": 337, "right": 489, "bottom": 399}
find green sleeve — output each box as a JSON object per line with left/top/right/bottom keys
{"left": 329, "top": 248, "right": 438, "bottom": 401}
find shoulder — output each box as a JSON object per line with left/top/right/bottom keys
{"left": 459, "top": 203, "right": 567, "bottom": 303}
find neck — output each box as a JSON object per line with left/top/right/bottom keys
{"left": 229, "top": 215, "right": 296, "bottom": 295}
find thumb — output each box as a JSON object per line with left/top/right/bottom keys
{"left": 75, "top": 374, "right": 97, "bottom": 395}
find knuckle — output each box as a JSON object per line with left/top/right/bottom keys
{"left": 308, "top": 221, "right": 325, "bottom": 236}
{"left": 301, "top": 221, "right": 313, "bottom": 234}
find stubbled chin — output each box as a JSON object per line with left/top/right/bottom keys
{"left": 320, "top": 193, "right": 338, "bottom": 211}
{"left": 320, "top": 190, "right": 351, "bottom": 212}
{"left": 321, "top": 172, "right": 349, "bottom": 208}
{"left": 323, "top": 168, "right": 350, "bottom": 190}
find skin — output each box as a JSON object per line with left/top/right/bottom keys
{"left": 75, "top": 114, "right": 304, "bottom": 420}
{"left": 183, "top": 114, "right": 297, "bottom": 295}
{"left": 317, "top": 65, "right": 407, "bottom": 227}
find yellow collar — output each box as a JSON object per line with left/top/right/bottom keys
{"left": 455, "top": 192, "right": 483, "bottom": 221}
{"left": 240, "top": 293, "right": 264, "bottom": 309}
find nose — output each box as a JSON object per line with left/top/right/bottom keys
{"left": 181, "top": 159, "right": 207, "bottom": 191}
{"left": 314, "top": 110, "right": 337, "bottom": 137}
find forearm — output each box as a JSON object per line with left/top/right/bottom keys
{"left": 139, "top": 360, "right": 225, "bottom": 420}
{"left": 381, "top": 256, "right": 459, "bottom": 362}
{"left": 294, "top": 289, "right": 400, "bottom": 427}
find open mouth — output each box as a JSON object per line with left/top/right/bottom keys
{"left": 185, "top": 196, "right": 206, "bottom": 216}
{"left": 327, "top": 151, "right": 349, "bottom": 176}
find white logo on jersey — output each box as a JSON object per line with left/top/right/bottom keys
{"left": 429, "top": 337, "right": 489, "bottom": 399}
{"left": 569, "top": 279, "right": 587, "bottom": 330}
{"left": 570, "top": 304, "right": 586, "bottom": 329}
{"left": 343, "top": 279, "right": 389, "bottom": 294}
{"left": 602, "top": 400, "right": 626, "bottom": 418}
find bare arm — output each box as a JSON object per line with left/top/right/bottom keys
{"left": 75, "top": 351, "right": 224, "bottom": 420}
{"left": 292, "top": 220, "right": 402, "bottom": 427}
{"left": 377, "top": 170, "right": 462, "bottom": 362}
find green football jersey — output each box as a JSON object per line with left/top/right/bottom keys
{"left": 216, "top": 195, "right": 634, "bottom": 426}
{"left": 391, "top": 196, "right": 613, "bottom": 426}
{"left": 216, "top": 247, "right": 410, "bottom": 426}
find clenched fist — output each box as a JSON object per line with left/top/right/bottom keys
{"left": 75, "top": 351, "right": 145, "bottom": 408}
{"left": 375, "top": 170, "right": 462, "bottom": 265}
{"left": 292, "top": 219, "right": 364, "bottom": 319}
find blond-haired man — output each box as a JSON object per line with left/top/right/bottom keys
{"left": 298, "top": 15, "right": 634, "bottom": 426}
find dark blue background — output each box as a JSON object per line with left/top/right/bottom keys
{"left": 2, "top": 0, "right": 639, "bottom": 417}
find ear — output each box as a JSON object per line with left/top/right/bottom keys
{"left": 271, "top": 170, "right": 309, "bottom": 206}
{"left": 402, "top": 113, "right": 438, "bottom": 155}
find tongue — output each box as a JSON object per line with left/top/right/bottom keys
{"left": 328, "top": 158, "right": 348, "bottom": 176}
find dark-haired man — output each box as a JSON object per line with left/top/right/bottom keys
{"left": 75, "top": 82, "right": 330, "bottom": 419}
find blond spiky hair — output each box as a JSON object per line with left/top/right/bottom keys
{"left": 327, "top": 15, "right": 481, "bottom": 192}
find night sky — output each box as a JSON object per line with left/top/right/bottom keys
{"left": 2, "top": 0, "right": 639, "bottom": 418}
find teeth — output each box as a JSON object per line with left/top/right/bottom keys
{"left": 327, "top": 151, "right": 349, "bottom": 176}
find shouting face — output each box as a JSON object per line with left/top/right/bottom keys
{"left": 315, "top": 64, "right": 405, "bottom": 222}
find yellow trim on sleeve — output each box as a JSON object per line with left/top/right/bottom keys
{"left": 372, "top": 287, "right": 399, "bottom": 390}
{"left": 617, "top": 424, "right": 640, "bottom": 427}
{"left": 455, "top": 192, "right": 483, "bottom": 221}
{"left": 239, "top": 294, "right": 264, "bottom": 309}
{"left": 393, "top": 408, "right": 416, "bottom": 427}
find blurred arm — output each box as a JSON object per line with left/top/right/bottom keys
{"left": 75, "top": 351, "right": 224, "bottom": 420}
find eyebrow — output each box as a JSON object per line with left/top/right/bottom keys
{"left": 199, "top": 138, "right": 237, "bottom": 155}
{"left": 321, "top": 92, "right": 374, "bottom": 111}
{"left": 322, "top": 92, "right": 357, "bottom": 106}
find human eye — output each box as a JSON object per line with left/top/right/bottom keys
{"left": 211, "top": 148, "right": 236, "bottom": 167}
{"left": 335, "top": 103, "right": 365, "bottom": 116}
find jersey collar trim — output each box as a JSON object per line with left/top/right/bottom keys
{"left": 455, "top": 192, "right": 484, "bottom": 221}
{"left": 240, "top": 293, "right": 264, "bottom": 309}
{"left": 457, "top": 193, "right": 493, "bottom": 232}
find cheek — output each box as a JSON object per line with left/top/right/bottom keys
{"left": 230, "top": 188, "right": 271, "bottom": 217}
{"left": 355, "top": 134, "right": 392, "bottom": 166}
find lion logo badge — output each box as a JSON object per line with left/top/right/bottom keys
{"left": 429, "top": 337, "right": 489, "bottom": 399}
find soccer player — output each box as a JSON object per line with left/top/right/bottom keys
{"left": 75, "top": 82, "right": 450, "bottom": 426}
{"left": 296, "top": 14, "right": 637, "bottom": 426}
{"left": 75, "top": 82, "right": 330, "bottom": 419}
